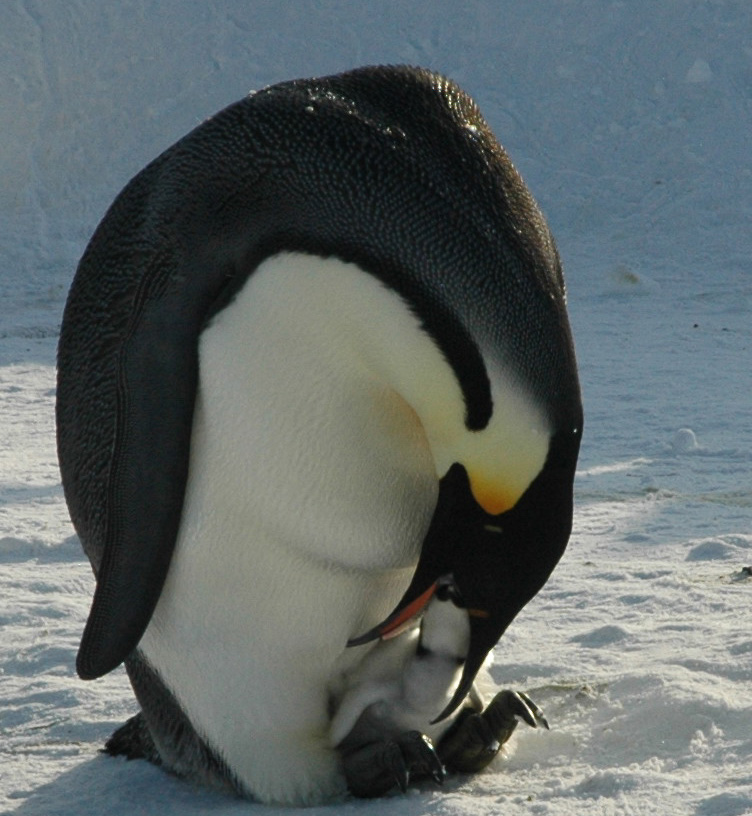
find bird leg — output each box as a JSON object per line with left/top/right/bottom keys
{"left": 437, "top": 689, "right": 548, "bottom": 774}
{"left": 341, "top": 730, "right": 445, "bottom": 798}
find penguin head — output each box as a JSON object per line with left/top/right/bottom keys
{"left": 350, "top": 427, "right": 578, "bottom": 722}
{"left": 349, "top": 328, "right": 581, "bottom": 722}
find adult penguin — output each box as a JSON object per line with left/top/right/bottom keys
{"left": 57, "top": 65, "right": 582, "bottom": 805}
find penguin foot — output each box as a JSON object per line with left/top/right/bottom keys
{"left": 104, "top": 712, "right": 160, "bottom": 764}
{"left": 342, "top": 730, "right": 445, "bottom": 798}
{"left": 438, "top": 690, "right": 548, "bottom": 774}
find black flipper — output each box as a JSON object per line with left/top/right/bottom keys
{"left": 57, "top": 146, "right": 241, "bottom": 679}
{"left": 75, "top": 290, "right": 200, "bottom": 679}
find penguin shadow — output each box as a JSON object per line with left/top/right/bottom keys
{"left": 7, "top": 754, "right": 243, "bottom": 816}
{"left": 9, "top": 752, "right": 460, "bottom": 816}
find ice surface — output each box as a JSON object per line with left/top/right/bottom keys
{"left": 1, "top": 1, "right": 751, "bottom": 814}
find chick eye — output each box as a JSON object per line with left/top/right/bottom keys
{"left": 435, "top": 584, "right": 453, "bottom": 602}
{"left": 435, "top": 582, "right": 464, "bottom": 606}
{"left": 416, "top": 642, "right": 430, "bottom": 658}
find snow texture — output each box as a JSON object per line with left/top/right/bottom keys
{"left": 2, "top": 1, "right": 751, "bottom": 814}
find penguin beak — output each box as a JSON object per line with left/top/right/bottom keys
{"left": 347, "top": 432, "right": 577, "bottom": 724}
{"left": 346, "top": 581, "right": 441, "bottom": 646}
{"left": 346, "top": 573, "right": 469, "bottom": 647}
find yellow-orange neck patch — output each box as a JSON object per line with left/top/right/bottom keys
{"left": 467, "top": 475, "right": 521, "bottom": 516}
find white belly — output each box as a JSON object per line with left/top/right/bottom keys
{"left": 138, "top": 252, "right": 441, "bottom": 804}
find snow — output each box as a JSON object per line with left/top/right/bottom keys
{"left": 2, "top": 1, "right": 751, "bottom": 813}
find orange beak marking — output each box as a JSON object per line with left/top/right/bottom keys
{"left": 378, "top": 581, "right": 439, "bottom": 640}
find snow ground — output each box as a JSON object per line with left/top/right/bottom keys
{"left": 2, "top": 2, "right": 751, "bottom": 814}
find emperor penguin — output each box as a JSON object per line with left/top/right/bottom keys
{"left": 56, "top": 65, "right": 582, "bottom": 805}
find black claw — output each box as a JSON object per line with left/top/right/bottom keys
{"left": 384, "top": 741, "right": 410, "bottom": 793}
{"left": 398, "top": 731, "right": 446, "bottom": 786}
{"left": 517, "top": 691, "right": 550, "bottom": 730}
{"left": 491, "top": 689, "right": 548, "bottom": 730}
{"left": 508, "top": 690, "right": 538, "bottom": 728}
{"left": 427, "top": 747, "right": 447, "bottom": 785}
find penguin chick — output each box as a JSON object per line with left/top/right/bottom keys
{"left": 331, "top": 578, "right": 474, "bottom": 746}
{"left": 332, "top": 576, "right": 549, "bottom": 797}
{"left": 331, "top": 578, "right": 482, "bottom": 795}
{"left": 400, "top": 580, "right": 475, "bottom": 723}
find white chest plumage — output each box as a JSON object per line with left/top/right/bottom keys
{"left": 138, "top": 252, "right": 460, "bottom": 803}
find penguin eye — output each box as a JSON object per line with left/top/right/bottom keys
{"left": 455, "top": 656, "right": 466, "bottom": 667}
